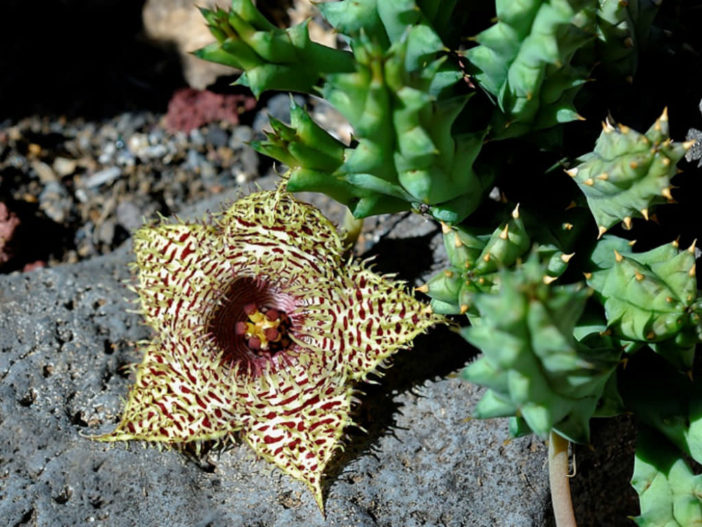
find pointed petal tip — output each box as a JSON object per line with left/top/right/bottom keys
{"left": 312, "top": 482, "right": 325, "bottom": 515}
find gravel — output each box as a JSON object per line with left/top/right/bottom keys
{"left": 0, "top": 107, "right": 266, "bottom": 272}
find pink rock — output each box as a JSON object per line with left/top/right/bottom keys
{"left": 22, "top": 261, "right": 47, "bottom": 272}
{"left": 164, "top": 88, "right": 257, "bottom": 133}
{"left": 0, "top": 202, "right": 21, "bottom": 265}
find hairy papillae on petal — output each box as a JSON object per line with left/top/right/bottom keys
{"left": 92, "top": 188, "right": 444, "bottom": 511}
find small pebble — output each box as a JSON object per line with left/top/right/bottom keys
{"left": 230, "top": 126, "right": 253, "bottom": 149}
{"left": 98, "top": 142, "right": 116, "bottom": 164}
{"left": 84, "top": 167, "right": 121, "bottom": 188}
{"left": 206, "top": 125, "right": 229, "bottom": 148}
{"left": 32, "top": 161, "right": 58, "bottom": 183}
{"left": 53, "top": 157, "right": 77, "bottom": 177}
{"left": 96, "top": 219, "right": 116, "bottom": 245}
{"left": 116, "top": 201, "right": 143, "bottom": 232}
{"left": 39, "top": 182, "right": 72, "bottom": 223}
{"left": 239, "top": 148, "right": 260, "bottom": 178}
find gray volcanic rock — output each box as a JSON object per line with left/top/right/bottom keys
{"left": 0, "top": 181, "right": 560, "bottom": 527}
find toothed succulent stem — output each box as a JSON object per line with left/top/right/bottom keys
{"left": 466, "top": 0, "right": 597, "bottom": 138}
{"left": 568, "top": 110, "right": 692, "bottom": 235}
{"left": 195, "top": 0, "right": 354, "bottom": 97}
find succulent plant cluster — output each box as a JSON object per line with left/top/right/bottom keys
{"left": 191, "top": 0, "right": 702, "bottom": 520}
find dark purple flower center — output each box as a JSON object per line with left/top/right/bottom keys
{"left": 209, "top": 277, "right": 298, "bottom": 373}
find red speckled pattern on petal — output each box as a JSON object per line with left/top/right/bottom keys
{"left": 94, "top": 188, "right": 443, "bottom": 511}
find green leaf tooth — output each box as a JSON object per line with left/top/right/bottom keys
{"left": 475, "top": 208, "right": 531, "bottom": 274}
{"left": 422, "top": 269, "right": 463, "bottom": 305}
{"left": 473, "top": 389, "right": 520, "bottom": 419}
{"left": 508, "top": 416, "right": 534, "bottom": 438}
{"left": 463, "top": 357, "right": 510, "bottom": 394}
{"left": 286, "top": 169, "right": 356, "bottom": 205}
{"left": 429, "top": 298, "right": 464, "bottom": 315}
{"left": 319, "top": 0, "right": 388, "bottom": 45}
{"left": 252, "top": 103, "right": 344, "bottom": 175}
{"left": 348, "top": 194, "right": 411, "bottom": 218}
{"left": 442, "top": 224, "right": 487, "bottom": 271}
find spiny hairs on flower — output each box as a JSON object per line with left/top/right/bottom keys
{"left": 93, "top": 187, "right": 444, "bottom": 511}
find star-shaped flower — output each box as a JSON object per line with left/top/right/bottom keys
{"left": 95, "top": 188, "right": 442, "bottom": 509}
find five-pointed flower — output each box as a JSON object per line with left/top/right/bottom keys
{"left": 94, "top": 188, "right": 443, "bottom": 510}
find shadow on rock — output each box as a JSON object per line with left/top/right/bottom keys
{"left": 321, "top": 322, "right": 476, "bottom": 505}
{"left": 361, "top": 220, "right": 442, "bottom": 284}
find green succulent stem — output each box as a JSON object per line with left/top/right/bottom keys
{"left": 549, "top": 431, "right": 578, "bottom": 527}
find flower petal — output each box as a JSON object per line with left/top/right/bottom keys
{"left": 96, "top": 334, "right": 248, "bottom": 443}
{"left": 299, "top": 264, "right": 444, "bottom": 381}
{"left": 133, "top": 222, "right": 224, "bottom": 331}
{"left": 218, "top": 190, "right": 345, "bottom": 284}
{"left": 237, "top": 364, "right": 353, "bottom": 511}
